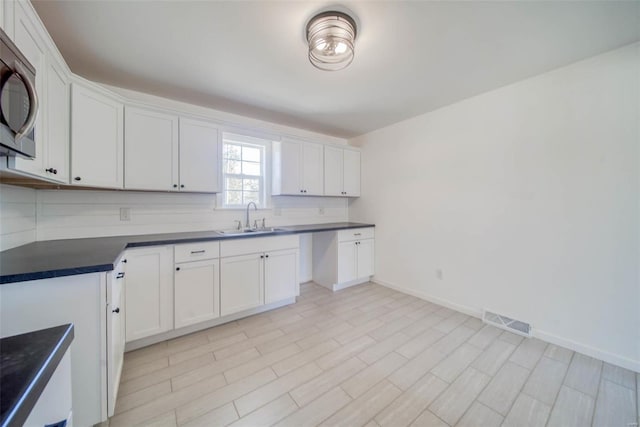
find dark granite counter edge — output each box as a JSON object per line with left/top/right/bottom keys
{"left": 1, "top": 324, "right": 74, "bottom": 427}
{"left": 0, "top": 265, "right": 114, "bottom": 284}
{"left": 0, "top": 223, "right": 374, "bottom": 284}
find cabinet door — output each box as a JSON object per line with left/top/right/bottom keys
{"left": 337, "top": 241, "right": 358, "bottom": 284}
{"left": 324, "top": 146, "right": 344, "bottom": 196}
{"left": 273, "top": 140, "right": 301, "bottom": 195}
{"left": 10, "top": 3, "right": 47, "bottom": 178}
{"left": 179, "top": 118, "right": 219, "bottom": 193}
{"left": 125, "top": 107, "right": 179, "bottom": 191}
{"left": 125, "top": 246, "right": 174, "bottom": 342}
{"left": 44, "top": 58, "right": 69, "bottom": 183}
{"left": 175, "top": 259, "right": 220, "bottom": 328}
{"left": 220, "top": 254, "right": 263, "bottom": 316}
{"left": 264, "top": 248, "right": 298, "bottom": 304}
{"left": 356, "top": 239, "right": 375, "bottom": 278}
{"left": 301, "top": 142, "right": 324, "bottom": 195}
{"left": 71, "top": 84, "right": 124, "bottom": 188}
{"left": 343, "top": 149, "right": 361, "bottom": 197}
{"left": 107, "top": 269, "right": 125, "bottom": 417}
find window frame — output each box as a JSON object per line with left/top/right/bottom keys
{"left": 218, "top": 132, "right": 271, "bottom": 210}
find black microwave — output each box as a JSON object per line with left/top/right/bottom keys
{"left": 0, "top": 28, "right": 38, "bottom": 159}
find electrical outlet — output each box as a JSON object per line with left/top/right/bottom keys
{"left": 319, "top": 207, "right": 325, "bottom": 215}
{"left": 436, "top": 269, "right": 443, "bottom": 280}
{"left": 120, "top": 208, "right": 131, "bottom": 221}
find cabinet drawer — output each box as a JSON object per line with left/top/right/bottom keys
{"left": 337, "top": 227, "right": 375, "bottom": 242}
{"left": 221, "top": 235, "right": 299, "bottom": 258}
{"left": 175, "top": 241, "right": 220, "bottom": 263}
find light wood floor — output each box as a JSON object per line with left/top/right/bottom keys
{"left": 107, "top": 282, "right": 639, "bottom": 427}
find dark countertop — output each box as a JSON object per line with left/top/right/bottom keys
{"left": 0, "top": 222, "right": 374, "bottom": 284}
{"left": 0, "top": 324, "right": 74, "bottom": 427}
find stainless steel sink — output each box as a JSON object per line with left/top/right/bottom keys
{"left": 215, "top": 228, "right": 286, "bottom": 236}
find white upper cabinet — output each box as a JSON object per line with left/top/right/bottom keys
{"left": 179, "top": 118, "right": 219, "bottom": 193}
{"left": 343, "top": 149, "right": 361, "bottom": 196}
{"left": 71, "top": 83, "right": 124, "bottom": 188}
{"left": 272, "top": 139, "right": 324, "bottom": 196}
{"left": 5, "top": 2, "right": 70, "bottom": 183}
{"left": 124, "top": 111, "right": 219, "bottom": 193}
{"left": 302, "top": 142, "right": 324, "bottom": 195}
{"left": 324, "top": 146, "right": 360, "bottom": 197}
{"left": 43, "top": 58, "right": 69, "bottom": 183}
{"left": 124, "top": 106, "right": 179, "bottom": 191}
{"left": 323, "top": 146, "right": 343, "bottom": 197}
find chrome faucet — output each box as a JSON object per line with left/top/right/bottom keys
{"left": 245, "top": 202, "right": 257, "bottom": 229}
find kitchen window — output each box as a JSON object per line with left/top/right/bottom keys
{"left": 221, "top": 133, "right": 269, "bottom": 208}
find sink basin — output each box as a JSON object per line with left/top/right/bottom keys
{"left": 215, "top": 228, "right": 286, "bottom": 236}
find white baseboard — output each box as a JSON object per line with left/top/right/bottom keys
{"left": 372, "top": 278, "right": 640, "bottom": 373}
{"left": 318, "top": 277, "right": 370, "bottom": 292}
{"left": 125, "top": 297, "right": 296, "bottom": 351}
{"left": 533, "top": 329, "right": 640, "bottom": 373}
{"left": 373, "top": 278, "right": 483, "bottom": 318}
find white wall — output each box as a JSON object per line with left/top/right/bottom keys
{"left": 0, "top": 184, "right": 37, "bottom": 251}
{"left": 349, "top": 43, "right": 640, "bottom": 371}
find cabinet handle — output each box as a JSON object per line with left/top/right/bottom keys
{"left": 265, "top": 254, "right": 269, "bottom": 258}
{"left": 45, "top": 168, "right": 57, "bottom": 174}
{"left": 122, "top": 259, "right": 127, "bottom": 263}
{"left": 173, "top": 184, "right": 178, "bottom": 188}
{"left": 74, "top": 177, "right": 81, "bottom": 181}
{"left": 116, "top": 272, "right": 125, "bottom": 279}
{"left": 180, "top": 184, "right": 185, "bottom": 188}
{"left": 260, "top": 255, "right": 264, "bottom": 259}
{"left": 112, "top": 307, "right": 120, "bottom": 313}
{"left": 176, "top": 267, "right": 181, "bottom": 271}
{"left": 354, "top": 233, "right": 361, "bottom": 236}
{"left": 190, "top": 250, "right": 206, "bottom": 254}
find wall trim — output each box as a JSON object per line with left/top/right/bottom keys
{"left": 372, "top": 278, "right": 640, "bottom": 373}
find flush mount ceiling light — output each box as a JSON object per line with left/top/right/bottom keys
{"left": 306, "top": 11, "right": 357, "bottom": 71}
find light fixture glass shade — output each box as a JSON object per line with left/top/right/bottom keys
{"left": 306, "top": 11, "right": 357, "bottom": 71}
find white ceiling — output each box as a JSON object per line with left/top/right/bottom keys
{"left": 33, "top": 1, "right": 640, "bottom": 138}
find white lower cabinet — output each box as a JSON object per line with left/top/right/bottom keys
{"left": 337, "top": 240, "right": 358, "bottom": 284}
{"left": 265, "top": 248, "right": 299, "bottom": 304}
{"left": 0, "top": 273, "right": 109, "bottom": 427}
{"left": 107, "top": 257, "right": 126, "bottom": 417}
{"left": 220, "top": 235, "right": 299, "bottom": 317}
{"left": 220, "top": 247, "right": 298, "bottom": 316}
{"left": 175, "top": 258, "right": 220, "bottom": 328}
{"left": 124, "top": 246, "right": 174, "bottom": 342}
{"left": 124, "top": 236, "right": 299, "bottom": 347}
{"left": 220, "top": 253, "right": 264, "bottom": 316}
{"left": 313, "top": 227, "right": 375, "bottom": 291}
{"left": 356, "top": 238, "right": 375, "bottom": 278}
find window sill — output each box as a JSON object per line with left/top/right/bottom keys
{"left": 215, "top": 205, "right": 272, "bottom": 211}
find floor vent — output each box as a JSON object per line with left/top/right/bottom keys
{"left": 482, "top": 310, "right": 531, "bottom": 337}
